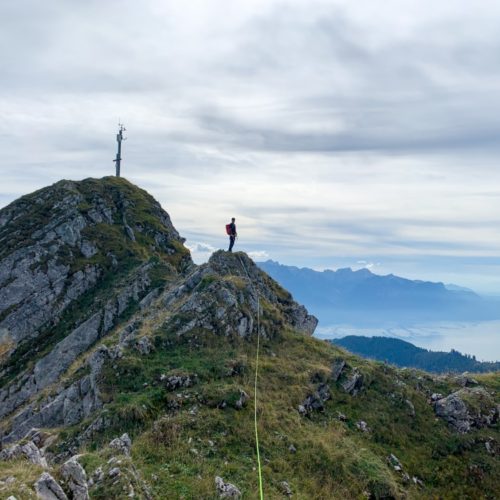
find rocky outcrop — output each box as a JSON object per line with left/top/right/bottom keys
{"left": 433, "top": 387, "right": 499, "bottom": 433}
{"left": 215, "top": 476, "right": 242, "bottom": 499}
{"left": 1, "top": 347, "right": 110, "bottom": 444}
{"left": 235, "top": 389, "right": 249, "bottom": 410}
{"left": 34, "top": 472, "right": 68, "bottom": 500}
{"left": 342, "top": 369, "right": 364, "bottom": 396}
{"left": 1, "top": 175, "right": 188, "bottom": 378}
{"left": 280, "top": 481, "right": 293, "bottom": 497}
{"left": 160, "top": 373, "right": 197, "bottom": 391}
{"left": 109, "top": 433, "right": 132, "bottom": 456}
{"left": 60, "top": 456, "right": 89, "bottom": 500}
{"left": 331, "top": 358, "right": 346, "bottom": 381}
{"left": 356, "top": 420, "right": 370, "bottom": 432}
{"left": 164, "top": 251, "right": 317, "bottom": 341}
{"left": 34, "top": 313, "right": 102, "bottom": 390}
{"left": 0, "top": 440, "right": 48, "bottom": 467}
{"left": 298, "top": 383, "right": 331, "bottom": 415}
{"left": 453, "top": 374, "right": 479, "bottom": 387}
{"left": 0, "top": 263, "right": 154, "bottom": 425}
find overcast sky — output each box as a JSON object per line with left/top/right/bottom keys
{"left": 1, "top": 0, "right": 500, "bottom": 293}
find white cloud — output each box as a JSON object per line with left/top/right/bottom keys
{"left": 1, "top": 0, "right": 500, "bottom": 292}
{"left": 185, "top": 241, "right": 217, "bottom": 264}
{"left": 248, "top": 250, "right": 270, "bottom": 261}
{"left": 186, "top": 242, "right": 217, "bottom": 254}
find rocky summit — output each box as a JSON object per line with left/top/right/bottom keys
{"left": 0, "top": 177, "right": 499, "bottom": 499}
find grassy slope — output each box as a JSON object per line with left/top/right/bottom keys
{"left": 33, "top": 325, "right": 498, "bottom": 500}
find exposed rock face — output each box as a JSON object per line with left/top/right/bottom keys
{"left": 0, "top": 178, "right": 192, "bottom": 440}
{"left": 34, "top": 312, "right": 102, "bottom": 390}
{"left": 164, "top": 251, "right": 318, "bottom": 341}
{"left": 109, "top": 433, "right": 132, "bottom": 456}
{"left": 0, "top": 176, "right": 185, "bottom": 352}
{"left": 160, "top": 374, "right": 197, "bottom": 391}
{"left": 2, "top": 346, "right": 111, "bottom": 444}
{"left": 206, "top": 251, "right": 318, "bottom": 337}
{"left": 434, "top": 387, "right": 499, "bottom": 433}
{"left": 342, "top": 370, "right": 364, "bottom": 396}
{"left": 0, "top": 440, "right": 47, "bottom": 467}
{"left": 34, "top": 472, "right": 68, "bottom": 500}
{"left": 331, "top": 358, "right": 346, "bottom": 381}
{"left": 298, "top": 383, "right": 331, "bottom": 415}
{"left": 60, "top": 456, "right": 89, "bottom": 500}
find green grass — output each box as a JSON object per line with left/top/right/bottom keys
{"left": 34, "top": 324, "right": 497, "bottom": 499}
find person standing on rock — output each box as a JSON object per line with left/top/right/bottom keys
{"left": 227, "top": 217, "right": 237, "bottom": 252}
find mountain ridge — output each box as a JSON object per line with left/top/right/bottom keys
{"left": 0, "top": 178, "right": 499, "bottom": 499}
{"left": 257, "top": 259, "right": 499, "bottom": 325}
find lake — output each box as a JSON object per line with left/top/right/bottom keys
{"left": 315, "top": 320, "right": 500, "bottom": 362}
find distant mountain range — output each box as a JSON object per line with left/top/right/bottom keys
{"left": 257, "top": 260, "right": 500, "bottom": 325}
{"left": 332, "top": 336, "right": 500, "bottom": 373}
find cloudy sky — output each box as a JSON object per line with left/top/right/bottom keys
{"left": 1, "top": 0, "right": 500, "bottom": 293}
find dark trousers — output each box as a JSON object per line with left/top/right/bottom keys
{"left": 228, "top": 236, "right": 235, "bottom": 252}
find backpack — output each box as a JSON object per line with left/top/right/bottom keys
{"left": 225, "top": 224, "right": 232, "bottom": 235}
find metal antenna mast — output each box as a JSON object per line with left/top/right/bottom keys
{"left": 113, "top": 123, "right": 126, "bottom": 177}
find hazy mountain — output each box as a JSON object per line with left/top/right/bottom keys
{"left": 332, "top": 336, "right": 500, "bottom": 373}
{"left": 445, "top": 284, "right": 475, "bottom": 293}
{"left": 257, "top": 260, "right": 500, "bottom": 325}
{"left": 0, "top": 178, "right": 499, "bottom": 499}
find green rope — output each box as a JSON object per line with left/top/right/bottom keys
{"left": 254, "top": 294, "right": 264, "bottom": 500}
{"left": 235, "top": 255, "right": 264, "bottom": 500}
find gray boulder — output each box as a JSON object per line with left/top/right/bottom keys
{"left": 60, "top": 456, "right": 89, "bottom": 500}
{"left": 454, "top": 374, "right": 479, "bottom": 387}
{"left": 405, "top": 399, "right": 416, "bottom": 417}
{"left": 108, "top": 467, "right": 121, "bottom": 478}
{"left": 135, "top": 336, "right": 153, "bottom": 355}
{"left": 331, "top": 358, "right": 346, "bottom": 381}
{"left": 34, "top": 472, "right": 68, "bottom": 500}
{"left": 434, "top": 393, "right": 471, "bottom": 433}
{"left": 235, "top": 389, "right": 249, "bottom": 410}
{"left": 433, "top": 387, "right": 499, "bottom": 433}
{"left": 280, "top": 480, "right": 293, "bottom": 497}
{"left": 160, "top": 374, "right": 196, "bottom": 391}
{"left": 298, "top": 383, "right": 331, "bottom": 415}
{"left": 0, "top": 441, "right": 47, "bottom": 468}
{"left": 342, "top": 370, "right": 364, "bottom": 396}
{"left": 215, "top": 476, "right": 242, "bottom": 499}
{"left": 387, "top": 454, "right": 404, "bottom": 472}
{"left": 356, "top": 421, "right": 370, "bottom": 433}
{"left": 109, "top": 433, "right": 132, "bottom": 456}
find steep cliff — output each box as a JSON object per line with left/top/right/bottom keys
{"left": 0, "top": 177, "right": 192, "bottom": 424}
